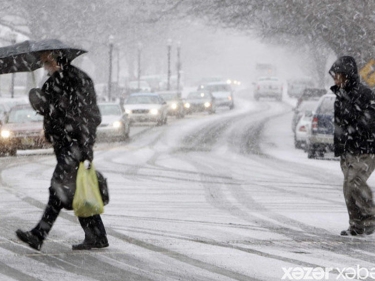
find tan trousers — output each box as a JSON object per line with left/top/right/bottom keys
{"left": 340, "top": 153, "right": 375, "bottom": 230}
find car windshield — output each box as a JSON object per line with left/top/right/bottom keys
{"left": 212, "top": 92, "right": 230, "bottom": 98}
{"left": 98, "top": 104, "right": 122, "bottom": 116}
{"left": 159, "top": 94, "right": 178, "bottom": 101}
{"left": 298, "top": 100, "right": 319, "bottom": 111}
{"left": 317, "top": 96, "right": 335, "bottom": 114}
{"left": 125, "top": 95, "right": 160, "bottom": 104}
{"left": 187, "top": 92, "right": 209, "bottom": 99}
{"left": 8, "top": 107, "right": 43, "bottom": 123}
{"left": 206, "top": 84, "right": 231, "bottom": 92}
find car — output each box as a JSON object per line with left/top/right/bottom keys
{"left": 305, "top": 93, "right": 336, "bottom": 159}
{"left": 294, "top": 105, "right": 316, "bottom": 149}
{"left": 287, "top": 78, "right": 315, "bottom": 98}
{"left": 157, "top": 91, "right": 185, "bottom": 118}
{"left": 198, "top": 82, "right": 234, "bottom": 110}
{"left": 254, "top": 77, "right": 283, "bottom": 101}
{"left": 123, "top": 93, "right": 168, "bottom": 125}
{"left": 291, "top": 98, "right": 321, "bottom": 136}
{"left": 97, "top": 102, "right": 130, "bottom": 141}
{"left": 296, "top": 88, "right": 326, "bottom": 109}
{"left": 184, "top": 91, "right": 216, "bottom": 114}
{"left": 0, "top": 104, "right": 49, "bottom": 155}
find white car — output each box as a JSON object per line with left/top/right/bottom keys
{"left": 295, "top": 109, "right": 314, "bottom": 149}
{"left": 124, "top": 93, "right": 168, "bottom": 125}
{"left": 97, "top": 102, "right": 130, "bottom": 141}
{"left": 198, "top": 82, "right": 234, "bottom": 110}
{"left": 254, "top": 77, "right": 283, "bottom": 101}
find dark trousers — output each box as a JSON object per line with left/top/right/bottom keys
{"left": 31, "top": 187, "right": 106, "bottom": 241}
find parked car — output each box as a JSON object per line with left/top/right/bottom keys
{"left": 0, "top": 104, "right": 48, "bottom": 155}
{"left": 287, "top": 78, "right": 315, "bottom": 98}
{"left": 198, "top": 82, "right": 234, "bottom": 110}
{"left": 184, "top": 91, "right": 216, "bottom": 114}
{"left": 97, "top": 102, "right": 130, "bottom": 141}
{"left": 305, "top": 93, "right": 336, "bottom": 159}
{"left": 254, "top": 77, "right": 283, "bottom": 101}
{"left": 123, "top": 93, "right": 168, "bottom": 125}
{"left": 157, "top": 91, "right": 185, "bottom": 118}
{"left": 291, "top": 98, "right": 321, "bottom": 135}
{"left": 294, "top": 106, "right": 316, "bottom": 149}
{"left": 296, "top": 88, "right": 326, "bottom": 108}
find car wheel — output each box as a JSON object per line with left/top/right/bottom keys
{"left": 294, "top": 139, "right": 302, "bottom": 149}
{"left": 163, "top": 115, "right": 168, "bottom": 125}
{"left": 229, "top": 104, "right": 234, "bottom": 110}
{"left": 121, "top": 124, "right": 130, "bottom": 140}
{"left": 307, "top": 146, "right": 316, "bottom": 159}
{"left": 9, "top": 147, "right": 16, "bottom": 156}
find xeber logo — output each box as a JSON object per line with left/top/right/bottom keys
{"left": 282, "top": 266, "right": 375, "bottom": 280}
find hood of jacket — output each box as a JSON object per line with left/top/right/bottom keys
{"left": 329, "top": 56, "right": 359, "bottom": 91}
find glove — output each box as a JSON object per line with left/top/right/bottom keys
{"left": 84, "top": 160, "right": 91, "bottom": 170}
{"left": 81, "top": 146, "right": 94, "bottom": 163}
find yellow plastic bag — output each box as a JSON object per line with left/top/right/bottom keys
{"left": 73, "top": 162, "right": 104, "bottom": 217}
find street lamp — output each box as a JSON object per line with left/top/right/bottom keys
{"left": 9, "top": 32, "right": 17, "bottom": 98}
{"left": 177, "top": 41, "right": 181, "bottom": 92}
{"left": 108, "top": 35, "right": 114, "bottom": 101}
{"left": 167, "top": 39, "right": 172, "bottom": 91}
{"left": 137, "top": 42, "right": 142, "bottom": 89}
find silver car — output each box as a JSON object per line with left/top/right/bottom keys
{"left": 124, "top": 93, "right": 168, "bottom": 125}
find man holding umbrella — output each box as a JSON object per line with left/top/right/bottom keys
{"left": 13, "top": 43, "right": 108, "bottom": 250}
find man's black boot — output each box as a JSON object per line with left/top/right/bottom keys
{"left": 16, "top": 229, "right": 43, "bottom": 251}
{"left": 72, "top": 236, "right": 109, "bottom": 250}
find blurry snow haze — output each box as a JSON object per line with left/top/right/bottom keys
{"left": 0, "top": 0, "right": 326, "bottom": 89}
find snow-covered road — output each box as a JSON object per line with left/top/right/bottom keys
{"left": 0, "top": 89, "right": 374, "bottom": 281}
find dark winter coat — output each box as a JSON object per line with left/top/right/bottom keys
{"left": 40, "top": 64, "right": 101, "bottom": 208}
{"left": 41, "top": 64, "right": 101, "bottom": 160}
{"left": 329, "top": 56, "right": 375, "bottom": 157}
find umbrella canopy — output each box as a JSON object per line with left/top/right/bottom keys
{"left": 0, "top": 39, "right": 87, "bottom": 74}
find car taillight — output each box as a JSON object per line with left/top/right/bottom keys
{"left": 257, "top": 85, "right": 260, "bottom": 90}
{"left": 311, "top": 116, "right": 318, "bottom": 132}
{"left": 298, "top": 125, "right": 306, "bottom": 132}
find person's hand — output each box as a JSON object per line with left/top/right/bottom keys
{"left": 83, "top": 160, "right": 91, "bottom": 169}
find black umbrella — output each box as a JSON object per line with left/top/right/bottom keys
{"left": 0, "top": 39, "right": 87, "bottom": 74}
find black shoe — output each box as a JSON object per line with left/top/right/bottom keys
{"left": 364, "top": 226, "right": 375, "bottom": 235}
{"left": 16, "top": 229, "right": 43, "bottom": 251}
{"left": 340, "top": 228, "right": 364, "bottom": 236}
{"left": 72, "top": 236, "right": 109, "bottom": 250}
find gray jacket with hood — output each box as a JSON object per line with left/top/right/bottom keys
{"left": 329, "top": 56, "right": 375, "bottom": 157}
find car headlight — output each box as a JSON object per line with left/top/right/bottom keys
{"left": 184, "top": 103, "right": 190, "bottom": 108}
{"left": 204, "top": 102, "right": 211, "bottom": 108}
{"left": 125, "top": 109, "right": 132, "bottom": 114}
{"left": 150, "top": 108, "right": 159, "bottom": 115}
{"left": 113, "top": 121, "right": 122, "bottom": 128}
{"left": 228, "top": 96, "right": 232, "bottom": 100}
{"left": 1, "top": 130, "right": 11, "bottom": 138}
{"left": 171, "top": 103, "right": 177, "bottom": 110}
